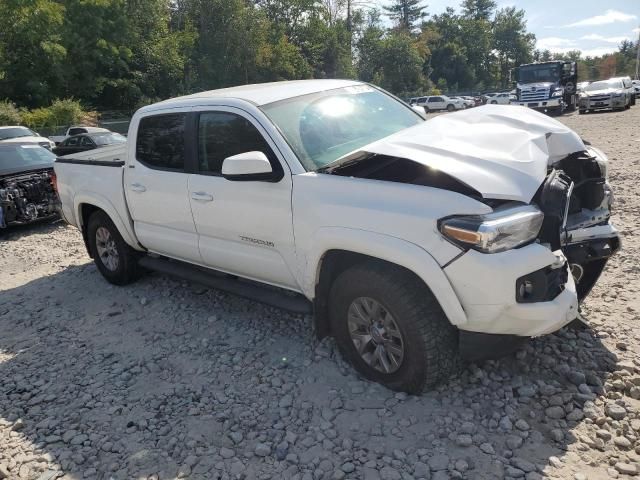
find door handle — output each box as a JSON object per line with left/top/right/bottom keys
{"left": 191, "top": 191, "right": 214, "bottom": 202}
{"left": 131, "top": 183, "right": 146, "bottom": 193}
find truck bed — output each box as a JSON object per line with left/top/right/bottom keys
{"left": 54, "top": 144, "right": 140, "bottom": 249}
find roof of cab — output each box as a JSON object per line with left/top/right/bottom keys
{"left": 141, "top": 79, "right": 364, "bottom": 111}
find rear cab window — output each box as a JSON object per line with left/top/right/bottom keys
{"left": 136, "top": 113, "right": 187, "bottom": 171}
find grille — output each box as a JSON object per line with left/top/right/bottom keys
{"left": 587, "top": 94, "right": 610, "bottom": 103}
{"left": 520, "top": 88, "right": 550, "bottom": 101}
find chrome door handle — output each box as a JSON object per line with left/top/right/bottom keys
{"left": 131, "top": 183, "right": 146, "bottom": 193}
{"left": 191, "top": 191, "right": 213, "bottom": 202}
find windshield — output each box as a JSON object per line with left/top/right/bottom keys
{"left": 586, "top": 80, "right": 622, "bottom": 91}
{"left": 518, "top": 64, "right": 560, "bottom": 83}
{"left": 0, "top": 127, "right": 37, "bottom": 141}
{"left": 0, "top": 145, "right": 55, "bottom": 171}
{"left": 91, "top": 132, "right": 126, "bottom": 146}
{"left": 261, "top": 85, "right": 424, "bottom": 171}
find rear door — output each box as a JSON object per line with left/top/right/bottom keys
{"left": 187, "top": 107, "right": 299, "bottom": 289}
{"left": 124, "top": 111, "right": 200, "bottom": 263}
{"left": 428, "top": 96, "right": 443, "bottom": 110}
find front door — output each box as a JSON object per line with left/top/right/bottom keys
{"left": 188, "top": 108, "right": 299, "bottom": 290}
{"left": 124, "top": 111, "right": 200, "bottom": 263}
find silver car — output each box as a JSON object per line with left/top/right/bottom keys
{"left": 578, "top": 78, "right": 632, "bottom": 113}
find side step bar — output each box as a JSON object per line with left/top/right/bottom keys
{"left": 138, "top": 255, "right": 312, "bottom": 315}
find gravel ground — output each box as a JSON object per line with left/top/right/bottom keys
{"left": 1, "top": 106, "right": 639, "bottom": 480}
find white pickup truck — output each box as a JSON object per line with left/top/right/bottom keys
{"left": 55, "top": 80, "right": 619, "bottom": 392}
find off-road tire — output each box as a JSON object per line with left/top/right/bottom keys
{"left": 87, "top": 211, "right": 141, "bottom": 285}
{"left": 447, "top": 104, "right": 455, "bottom": 112}
{"left": 329, "top": 261, "right": 460, "bottom": 393}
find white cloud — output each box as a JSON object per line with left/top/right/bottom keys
{"left": 580, "top": 34, "right": 631, "bottom": 43}
{"left": 537, "top": 37, "right": 576, "bottom": 50}
{"left": 564, "top": 9, "right": 637, "bottom": 28}
{"left": 580, "top": 46, "right": 621, "bottom": 58}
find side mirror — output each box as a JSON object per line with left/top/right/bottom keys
{"left": 221, "top": 151, "right": 277, "bottom": 181}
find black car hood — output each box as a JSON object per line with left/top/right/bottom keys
{"left": 0, "top": 163, "right": 54, "bottom": 178}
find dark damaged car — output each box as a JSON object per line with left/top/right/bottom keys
{"left": 0, "top": 144, "right": 59, "bottom": 230}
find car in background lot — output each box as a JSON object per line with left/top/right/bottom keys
{"left": 633, "top": 80, "right": 640, "bottom": 98}
{"left": 417, "top": 95, "right": 465, "bottom": 112}
{"left": 611, "top": 76, "right": 636, "bottom": 106}
{"left": 49, "top": 126, "right": 111, "bottom": 145}
{"left": 0, "top": 144, "right": 59, "bottom": 229}
{"left": 487, "top": 92, "right": 512, "bottom": 105}
{"left": 55, "top": 79, "right": 618, "bottom": 392}
{"left": 0, "top": 126, "right": 55, "bottom": 150}
{"left": 577, "top": 81, "right": 591, "bottom": 92}
{"left": 53, "top": 132, "right": 126, "bottom": 156}
{"left": 578, "top": 78, "right": 633, "bottom": 113}
{"left": 449, "top": 96, "right": 474, "bottom": 108}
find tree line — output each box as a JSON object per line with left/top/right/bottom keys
{"left": 0, "top": 0, "right": 637, "bottom": 113}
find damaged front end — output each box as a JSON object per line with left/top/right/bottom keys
{"left": 0, "top": 169, "right": 59, "bottom": 229}
{"left": 535, "top": 146, "right": 619, "bottom": 300}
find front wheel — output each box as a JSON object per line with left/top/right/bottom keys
{"left": 87, "top": 211, "right": 141, "bottom": 285}
{"left": 329, "top": 262, "right": 460, "bottom": 393}
{"left": 446, "top": 104, "right": 455, "bottom": 112}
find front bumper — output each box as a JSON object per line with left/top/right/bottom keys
{"left": 444, "top": 243, "right": 579, "bottom": 337}
{"left": 580, "top": 96, "right": 625, "bottom": 110}
{"left": 512, "top": 97, "right": 562, "bottom": 110}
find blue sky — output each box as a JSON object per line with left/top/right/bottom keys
{"left": 375, "top": 1, "right": 639, "bottom": 57}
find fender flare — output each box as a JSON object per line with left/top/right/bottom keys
{"left": 73, "top": 191, "right": 142, "bottom": 251}
{"left": 304, "top": 227, "right": 467, "bottom": 326}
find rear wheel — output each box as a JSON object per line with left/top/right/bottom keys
{"left": 87, "top": 211, "right": 141, "bottom": 285}
{"left": 329, "top": 262, "right": 460, "bottom": 393}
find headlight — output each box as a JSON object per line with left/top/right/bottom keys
{"left": 439, "top": 205, "right": 544, "bottom": 254}
{"left": 551, "top": 89, "right": 563, "bottom": 97}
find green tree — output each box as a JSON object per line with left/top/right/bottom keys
{"left": 461, "top": 0, "right": 496, "bottom": 21}
{"left": 493, "top": 7, "right": 535, "bottom": 88}
{"left": 384, "top": 0, "right": 427, "bottom": 31}
{"left": 0, "top": 0, "right": 66, "bottom": 107}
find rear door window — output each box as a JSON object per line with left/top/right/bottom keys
{"left": 136, "top": 114, "right": 186, "bottom": 171}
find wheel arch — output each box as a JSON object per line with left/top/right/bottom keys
{"left": 74, "top": 193, "right": 142, "bottom": 256}
{"left": 308, "top": 228, "right": 467, "bottom": 339}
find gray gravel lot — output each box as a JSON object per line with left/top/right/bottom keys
{"left": 1, "top": 107, "right": 639, "bottom": 480}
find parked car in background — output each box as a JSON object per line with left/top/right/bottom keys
{"left": 0, "top": 126, "right": 55, "bottom": 150}
{"left": 577, "top": 81, "right": 591, "bottom": 92}
{"left": 611, "top": 76, "right": 636, "bottom": 106}
{"left": 0, "top": 143, "right": 59, "bottom": 229}
{"left": 633, "top": 80, "right": 640, "bottom": 98}
{"left": 53, "top": 132, "right": 126, "bottom": 156}
{"left": 578, "top": 78, "right": 633, "bottom": 113}
{"left": 487, "top": 92, "right": 512, "bottom": 105}
{"left": 49, "top": 126, "right": 111, "bottom": 145}
{"left": 449, "top": 96, "right": 474, "bottom": 108}
{"left": 55, "top": 80, "right": 618, "bottom": 392}
{"left": 417, "top": 95, "right": 465, "bottom": 112}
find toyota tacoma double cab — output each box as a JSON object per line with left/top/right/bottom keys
{"left": 54, "top": 80, "right": 619, "bottom": 393}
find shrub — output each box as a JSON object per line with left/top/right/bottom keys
{"left": 0, "top": 101, "right": 22, "bottom": 125}
{"left": 19, "top": 99, "right": 98, "bottom": 129}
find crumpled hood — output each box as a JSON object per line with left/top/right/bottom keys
{"left": 349, "top": 105, "right": 585, "bottom": 202}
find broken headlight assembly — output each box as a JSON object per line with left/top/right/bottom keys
{"left": 439, "top": 205, "right": 544, "bottom": 254}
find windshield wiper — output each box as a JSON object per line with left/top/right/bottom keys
{"left": 317, "top": 153, "right": 373, "bottom": 174}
